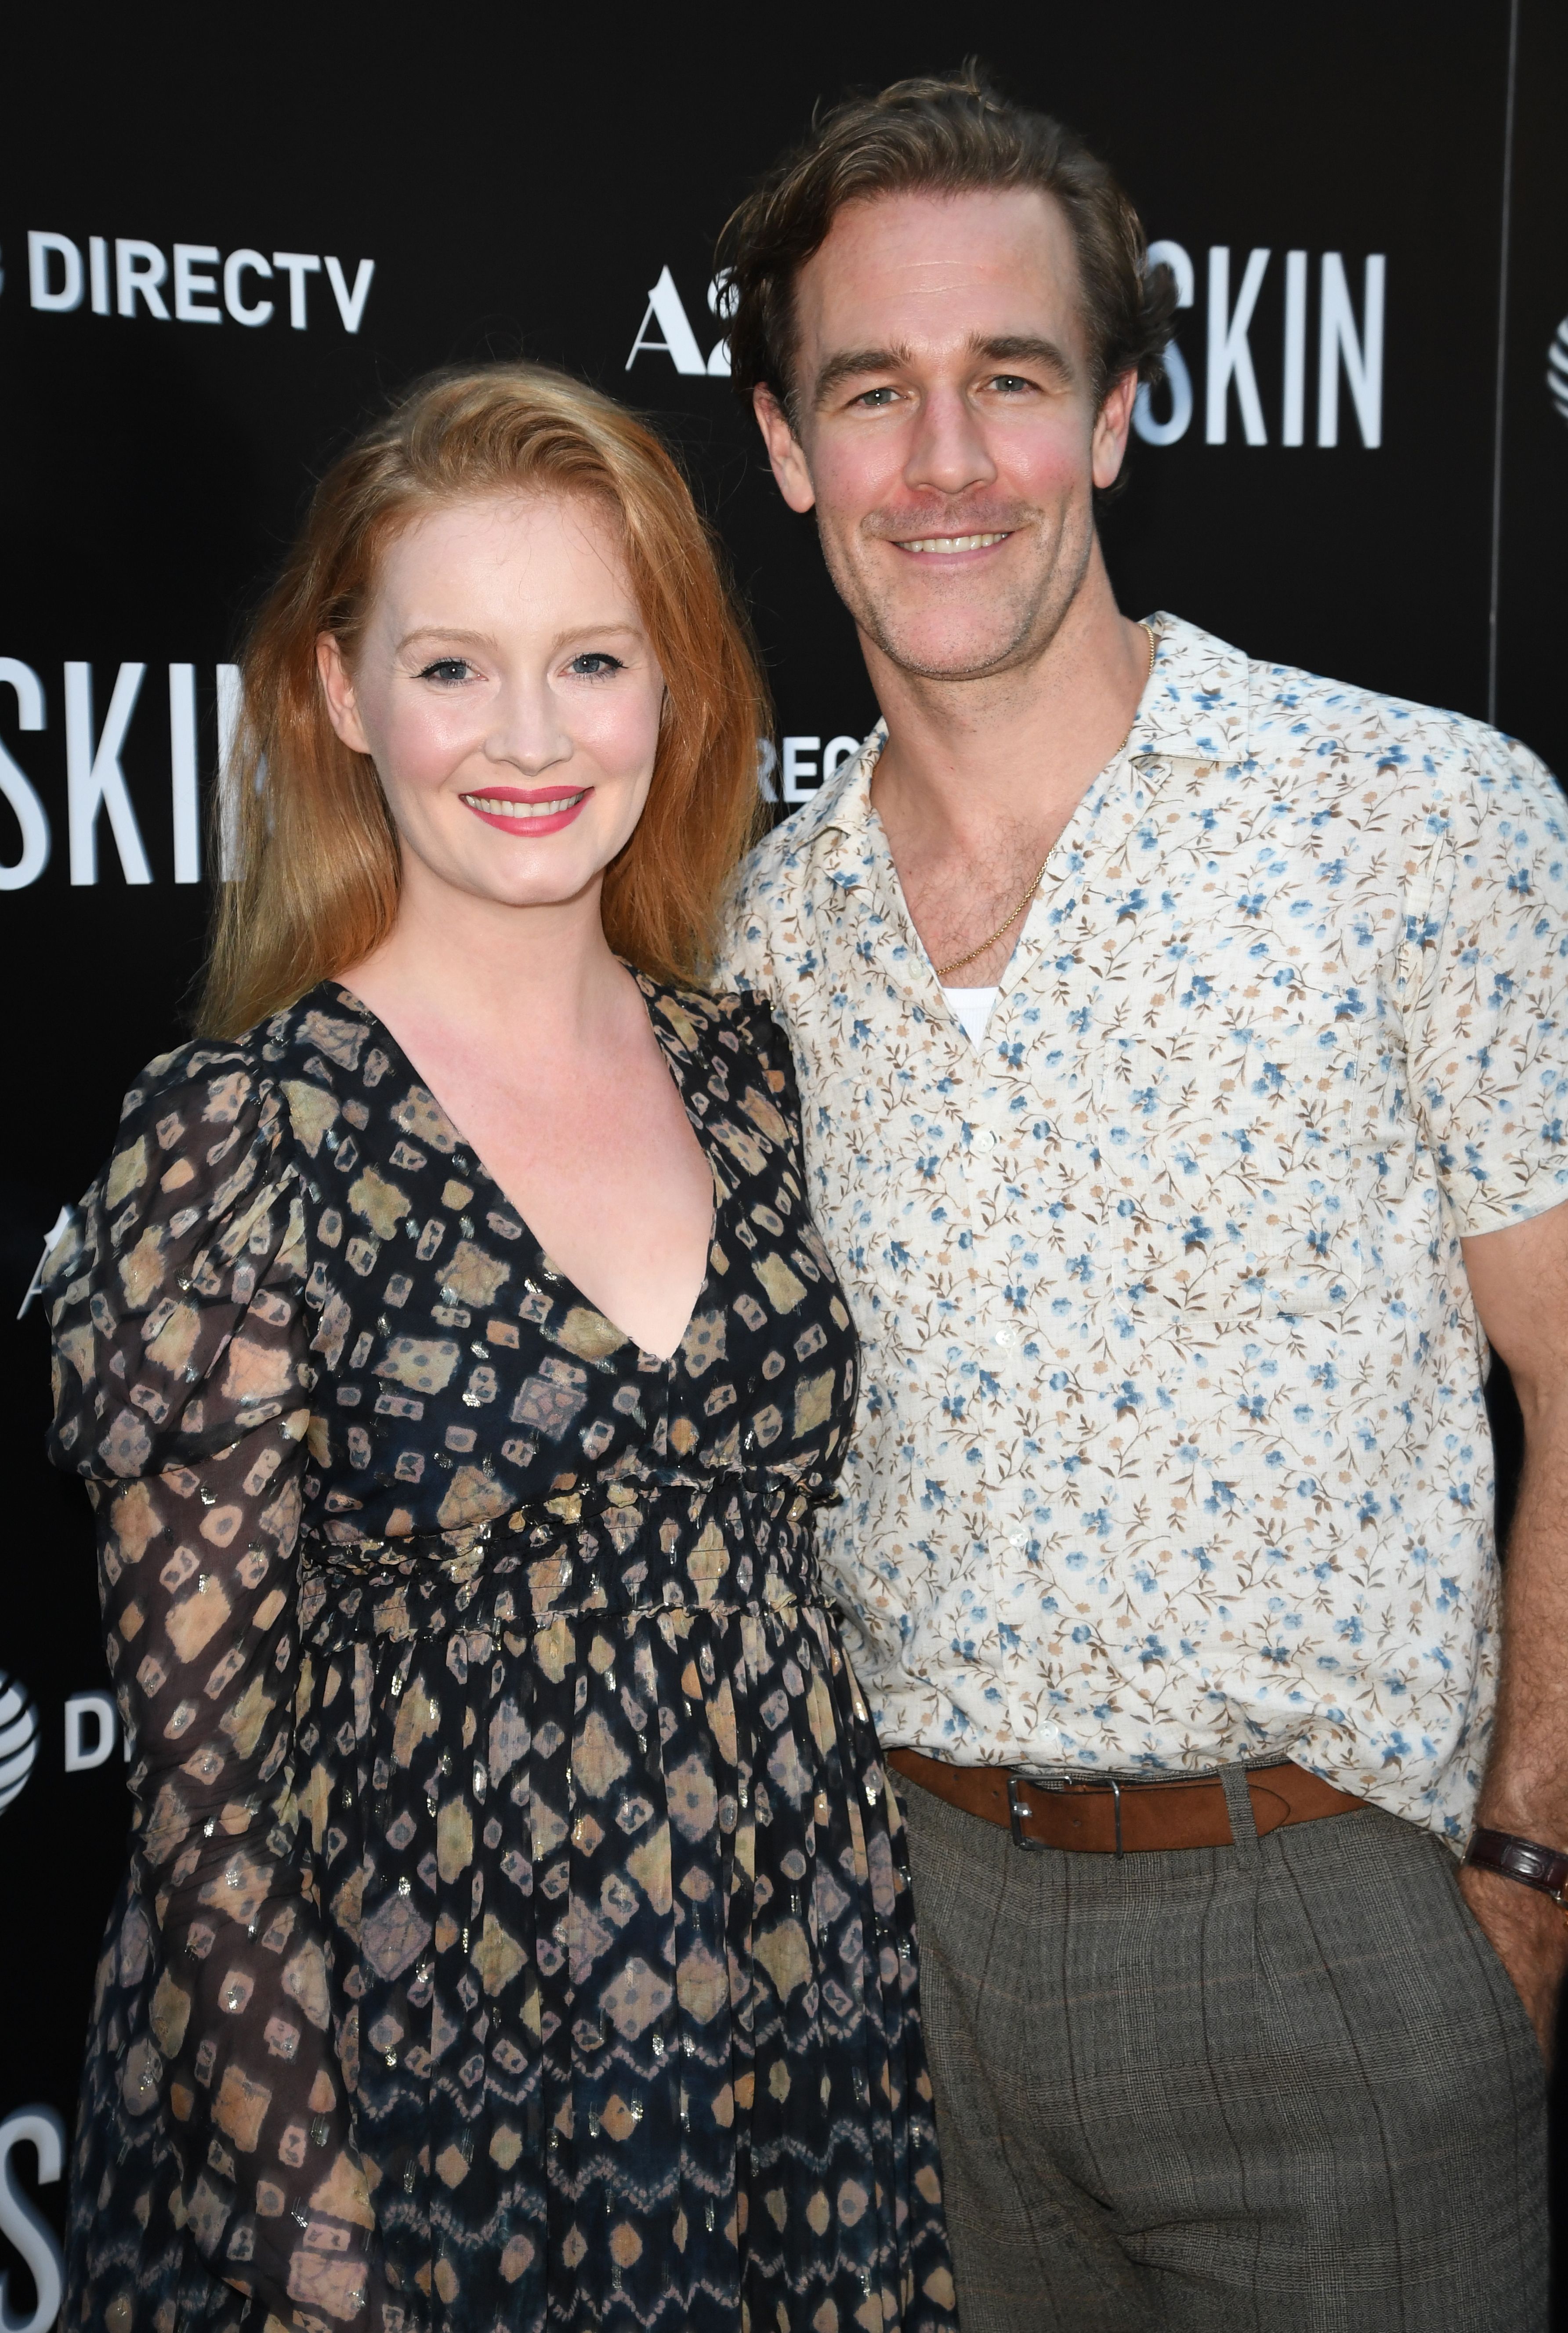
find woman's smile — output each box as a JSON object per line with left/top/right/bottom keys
{"left": 457, "top": 783, "right": 591, "bottom": 835}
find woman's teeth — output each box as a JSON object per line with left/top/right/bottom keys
{"left": 899, "top": 532, "right": 1009, "bottom": 554}
{"left": 462, "top": 793, "right": 583, "bottom": 818}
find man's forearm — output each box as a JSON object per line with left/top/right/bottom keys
{"left": 1457, "top": 1379, "right": 1568, "bottom": 2056}
{"left": 1476, "top": 1385, "right": 1568, "bottom": 1841}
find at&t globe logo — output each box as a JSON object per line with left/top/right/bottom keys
{"left": 1550, "top": 316, "right": 1568, "bottom": 426}
{"left": 0, "top": 1670, "right": 39, "bottom": 1814}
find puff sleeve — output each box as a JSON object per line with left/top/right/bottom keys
{"left": 45, "top": 1043, "right": 386, "bottom": 2332}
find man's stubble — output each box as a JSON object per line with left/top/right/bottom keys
{"left": 812, "top": 489, "right": 1099, "bottom": 695}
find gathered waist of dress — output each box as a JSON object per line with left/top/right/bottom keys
{"left": 297, "top": 1469, "right": 831, "bottom": 1641}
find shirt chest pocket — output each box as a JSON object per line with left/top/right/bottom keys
{"left": 1091, "top": 1016, "right": 1369, "bottom": 1318}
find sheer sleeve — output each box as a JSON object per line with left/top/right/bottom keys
{"left": 45, "top": 1044, "right": 386, "bottom": 2333}
{"left": 724, "top": 993, "right": 808, "bottom": 1174}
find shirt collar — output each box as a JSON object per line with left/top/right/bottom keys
{"left": 774, "top": 719, "right": 884, "bottom": 865}
{"left": 1130, "top": 612, "right": 1253, "bottom": 762}
{"left": 787, "top": 610, "right": 1253, "bottom": 869}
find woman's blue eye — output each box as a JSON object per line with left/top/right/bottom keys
{"left": 571, "top": 653, "right": 625, "bottom": 677}
{"left": 417, "top": 658, "right": 471, "bottom": 685}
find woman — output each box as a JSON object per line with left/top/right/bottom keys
{"left": 45, "top": 366, "right": 955, "bottom": 2333}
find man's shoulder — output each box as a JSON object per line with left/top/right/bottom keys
{"left": 733, "top": 726, "right": 884, "bottom": 912}
{"left": 1202, "top": 621, "right": 1556, "bottom": 806}
{"left": 1147, "top": 615, "right": 1560, "bottom": 855}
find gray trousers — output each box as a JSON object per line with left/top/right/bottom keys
{"left": 896, "top": 1768, "right": 1549, "bottom": 2331}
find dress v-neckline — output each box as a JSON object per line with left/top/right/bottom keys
{"left": 324, "top": 981, "right": 721, "bottom": 1369}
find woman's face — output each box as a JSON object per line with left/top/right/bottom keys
{"left": 318, "top": 491, "right": 666, "bottom": 914}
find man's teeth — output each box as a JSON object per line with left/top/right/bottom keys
{"left": 899, "top": 532, "right": 1009, "bottom": 554}
{"left": 463, "top": 794, "right": 583, "bottom": 818}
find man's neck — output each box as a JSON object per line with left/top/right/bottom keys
{"left": 866, "top": 547, "right": 1151, "bottom": 864}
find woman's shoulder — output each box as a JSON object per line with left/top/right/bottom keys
{"left": 103, "top": 985, "right": 356, "bottom": 1151}
{"left": 120, "top": 1027, "right": 264, "bottom": 1115}
{"left": 640, "top": 975, "right": 789, "bottom": 1070}
{"left": 45, "top": 983, "right": 376, "bottom": 1303}
{"left": 98, "top": 1027, "right": 280, "bottom": 1214}
{"left": 639, "top": 976, "right": 801, "bottom": 1150}
{"left": 44, "top": 1009, "right": 328, "bottom": 1472}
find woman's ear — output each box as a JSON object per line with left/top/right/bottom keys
{"left": 317, "top": 634, "right": 371, "bottom": 754}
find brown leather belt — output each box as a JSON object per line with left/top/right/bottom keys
{"left": 888, "top": 1746, "right": 1364, "bottom": 1855}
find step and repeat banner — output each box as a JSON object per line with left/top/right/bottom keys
{"left": 2, "top": 1, "right": 1565, "bottom": 2319}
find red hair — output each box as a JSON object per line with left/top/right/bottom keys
{"left": 199, "top": 363, "right": 767, "bottom": 1037}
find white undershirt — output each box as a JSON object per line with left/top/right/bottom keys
{"left": 942, "top": 985, "right": 999, "bottom": 1046}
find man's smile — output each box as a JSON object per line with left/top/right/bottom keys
{"left": 894, "top": 530, "right": 1012, "bottom": 554}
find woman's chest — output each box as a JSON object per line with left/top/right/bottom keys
{"left": 430, "top": 1049, "right": 717, "bottom": 1366}
{"left": 288, "top": 1068, "right": 858, "bottom": 1539}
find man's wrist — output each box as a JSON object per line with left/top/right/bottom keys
{"left": 1464, "top": 1825, "right": 1568, "bottom": 1910}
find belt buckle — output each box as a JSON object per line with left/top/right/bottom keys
{"left": 1008, "top": 1770, "right": 1124, "bottom": 1856}
{"left": 1007, "top": 1772, "right": 1047, "bottom": 1851}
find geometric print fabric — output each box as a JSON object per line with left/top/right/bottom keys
{"left": 47, "top": 978, "right": 956, "bottom": 2333}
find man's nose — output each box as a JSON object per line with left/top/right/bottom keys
{"left": 902, "top": 385, "right": 999, "bottom": 500}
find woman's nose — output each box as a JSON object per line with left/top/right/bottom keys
{"left": 483, "top": 683, "right": 572, "bottom": 776}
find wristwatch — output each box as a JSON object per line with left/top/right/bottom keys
{"left": 1463, "top": 1826, "right": 1568, "bottom": 1911}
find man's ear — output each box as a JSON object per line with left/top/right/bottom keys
{"left": 1091, "top": 369, "right": 1140, "bottom": 494}
{"left": 752, "top": 384, "right": 817, "bottom": 515}
{"left": 317, "top": 634, "right": 371, "bottom": 754}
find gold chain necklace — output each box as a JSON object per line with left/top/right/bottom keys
{"left": 932, "top": 855, "right": 1051, "bottom": 980}
{"left": 930, "top": 624, "right": 1156, "bottom": 985}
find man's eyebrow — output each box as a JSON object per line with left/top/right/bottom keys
{"left": 812, "top": 347, "right": 911, "bottom": 406}
{"left": 971, "top": 333, "right": 1077, "bottom": 386}
{"left": 812, "top": 333, "right": 1079, "bottom": 408}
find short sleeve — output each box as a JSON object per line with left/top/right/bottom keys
{"left": 1405, "top": 736, "right": 1568, "bottom": 1237}
{"left": 712, "top": 845, "right": 779, "bottom": 1003}
{"left": 46, "top": 1046, "right": 387, "bottom": 2331}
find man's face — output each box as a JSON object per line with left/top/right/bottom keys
{"left": 754, "top": 186, "right": 1136, "bottom": 684}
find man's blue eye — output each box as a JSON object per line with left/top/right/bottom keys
{"left": 856, "top": 388, "right": 898, "bottom": 409}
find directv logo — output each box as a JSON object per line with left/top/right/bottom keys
{"left": 1550, "top": 317, "right": 1568, "bottom": 425}
{"left": 0, "top": 1671, "right": 39, "bottom": 1815}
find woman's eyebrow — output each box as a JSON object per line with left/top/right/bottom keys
{"left": 393, "top": 625, "right": 493, "bottom": 657}
{"left": 547, "top": 621, "right": 644, "bottom": 649}
{"left": 393, "top": 620, "right": 644, "bottom": 657}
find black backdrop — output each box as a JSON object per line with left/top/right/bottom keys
{"left": 3, "top": 4, "right": 1566, "bottom": 2320}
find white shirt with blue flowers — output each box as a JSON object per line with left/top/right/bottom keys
{"left": 717, "top": 613, "right": 1568, "bottom": 1840}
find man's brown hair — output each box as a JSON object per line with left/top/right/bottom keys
{"left": 718, "top": 63, "right": 1174, "bottom": 425}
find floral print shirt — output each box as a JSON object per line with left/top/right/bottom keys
{"left": 717, "top": 613, "right": 1568, "bottom": 1841}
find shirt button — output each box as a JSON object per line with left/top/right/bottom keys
{"left": 970, "top": 1128, "right": 997, "bottom": 1154}
{"left": 994, "top": 1326, "right": 1017, "bottom": 1348}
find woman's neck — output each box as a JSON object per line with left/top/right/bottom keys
{"left": 341, "top": 864, "right": 632, "bottom": 1061}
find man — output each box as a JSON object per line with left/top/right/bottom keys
{"left": 713, "top": 68, "right": 1568, "bottom": 2331}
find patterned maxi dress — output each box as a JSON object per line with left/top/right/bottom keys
{"left": 45, "top": 978, "right": 955, "bottom": 2333}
